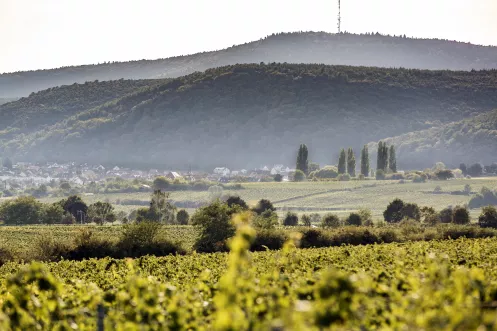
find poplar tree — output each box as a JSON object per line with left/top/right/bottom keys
{"left": 338, "top": 148, "right": 347, "bottom": 174}
{"left": 347, "top": 147, "right": 356, "bottom": 177}
{"left": 389, "top": 145, "right": 397, "bottom": 173}
{"left": 376, "top": 141, "right": 389, "bottom": 172}
{"left": 361, "top": 145, "right": 370, "bottom": 177}
{"left": 296, "top": 144, "right": 309, "bottom": 175}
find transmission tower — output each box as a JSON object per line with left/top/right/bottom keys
{"left": 337, "top": 0, "right": 341, "bottom": 34}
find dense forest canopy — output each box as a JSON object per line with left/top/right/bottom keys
{"left": 2, "top": 31, "right": 497, "bottom": 98}
{"left": 2, "top": 63, "right": 497, "bottom": 169}
{"left": 370, "top": 109, "right": 497, "bottom": 169}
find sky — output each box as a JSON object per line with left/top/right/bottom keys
{"left": 1, "top": 0, "right": 497, "bottom": 73}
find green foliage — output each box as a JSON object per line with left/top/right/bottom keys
{"left": 59, "top": 195, "right": 88, "bottom": 220}
{"left": 252, "top": 210, "right": 279, "bottom": 229}
{"left": 252, "top": 199, "right": 276, "bottom": 215}
{"left": 152, "top": 176, "right": 170, "bottom": 190}
{"left": 439, "top": 207, "right": 454, "bottom": 224}
{"left": 468, "top": 187, "right": 497, "bottom": 209}
{"left": 321, "top": 214, "right": 341, "bottom": 228}
{"left": 293, "top": 169, "right": 306, "bottom": 182}
{"left": 435, "top": 169, "right": 454, "bottom": 180}
{"left": 191, "top": 201, "right": 237, "bottom": 252}
{"left": 282, "top": 212, "right": 299, "bottom": 226}
{"left": 176, "top": 210, "right": 190, "bottom": 225}
{"left": 41, "top": 203, "right": 64, "bottom": 225}
{"left": 338, "top": 148, "right": 347, "bottom": 174}
{"left": 453, "top": 206, "right": 470, "bottom": 225}
{"left": 375, "top": 169, "right": 386, "bottom": 180}
{"left": 383, "top": 198, "right": 405, "bottom": 223}
{"left": 0, "top": 196, "right": 43, "bottom": 225}
{"left": 273, "top": 174, "right": 283, "bottom": 182}
{"left": 345, "top": 213, "right": 362, "bottom": 226}
{"left": 86, "top": 201, "right": 116, "bottom": 225}
{"left": 376, "top": 141, "right": 389, "bottom": 172}
{"left": 388, "top": 145, "right": 397, "bottom": 173}
{"left": 296, "top": 144, "right": 309, "bottom": 175}
{"left": 478, "top": 206, "right": 497, "bottom": 228}
{"left": 301, "top": 214, "right": 312, "bottom": 227}
{"left": 360, "top": 145, "right": 370, "bottom": 177}
{"left": 346, "top": 148, "right": 356, "bottom": 177}
{"left": 226, "top": 196, "right": 249, "bottom": 210}
{"left": 309, "top": 166, "right": 338, "bottom": 179}
{"left": 337, "top": 173, "right": 351, "bottom": 181}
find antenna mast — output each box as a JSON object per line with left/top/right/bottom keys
{"left": 337, "top": 0, "right": 341, "bottom": 34}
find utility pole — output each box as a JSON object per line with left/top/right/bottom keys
{"left": 337, "top": 0, "right": 341, "bottom": 34}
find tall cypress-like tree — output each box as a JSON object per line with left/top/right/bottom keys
{"left": 338, "top": 148, "right": 347, "bottom": 174}
{"left": 376, "top": 141, "right": 389, "bottom": 172}
{"left": 361, "top": 145, "right": 370, "bottom": 177}
{"left": 389, "top": 145, "right": 397, "bottom": 173}
{"left": 347, "top": 148, "right": 356, "bottom": 177}
{"left": 296, "top": 144, "right": 309, "bottom": 175}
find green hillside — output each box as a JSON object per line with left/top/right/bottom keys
{"left": 2, "top": 63, "right": 497, "bottom": 169}
{"left": 0, "top": 79, "right": 163, "bottom": 140}
{"left": 371, "top": 109, "right": 497, "bottom": 168}
{"left": 2, "top": 32, "right": 497, "bottom": 98}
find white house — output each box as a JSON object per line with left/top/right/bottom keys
{"left": 166, "top": 172, "right": 183, "bottom": 180}
{"left": 213, "top": 167, "right": 230, "bottom": 176}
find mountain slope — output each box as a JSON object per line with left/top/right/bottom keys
{"left": 2, "top": 32, "right": 497, "bottom": 98}
{"left": 371, "top": 109, "right": 497, "bottom": 168}
{"left": 2, "top": 63, "right": 497, "bottom": 169}
{"left": 0, "top": 79, "right": 164, "bottom": 140}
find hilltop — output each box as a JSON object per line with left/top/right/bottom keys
{"left": 371, "top": 109, "right": 497, "bottom": 169}
{"left": 2, "top": 32, "right": 497, "bottom": 98}
{"left": 2, "top": 63, "right": 497, "bottom": 169}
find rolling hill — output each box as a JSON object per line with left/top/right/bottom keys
{"left": 371, "top": 109, "right": 497, "bottom": 169}
{"left": 1, "top": 63, "right": 497, "bottom": 169}
{"left": 2, "top": 32, "right": 497, "bottom": 98}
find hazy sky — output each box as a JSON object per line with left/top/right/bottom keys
{"left": 1, "top": 0, "right": 496, "bottom": 73}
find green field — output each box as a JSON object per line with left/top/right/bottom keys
{"left": 1, "top": 233, "right": 497, "bottom": 329}
{"left": 32, "top": 178, "right": 497, "bottom": 219}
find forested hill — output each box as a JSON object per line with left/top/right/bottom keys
{"left": 370, "top": 109, "right": 497, "bottom": 169}
{"left": 2, "top": 63, "right": 497, "bottom": 169}
{"left": 0, "top": 79, "right": 163, "bottom": 138}
{"left": 2, "top": 32, "right": 497, "bottom": 98}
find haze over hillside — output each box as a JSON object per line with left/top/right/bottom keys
{"left": 371, "top": 109, "right": 497, "bottom": 169}
{"left": 1, "top": 63, "right": 497, "bottom": 169}
{"left": 2, "top": 32, "right": 497, "bottom": 98}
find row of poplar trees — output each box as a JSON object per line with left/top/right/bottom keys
{"left": 296, "top": 142, "right": 397, "bottom": 177}
{"left": 337, "top": 146, "right": 370, "bottom": 177}
{"left": 377, "top": 141, "right": 397, "bottom": 173}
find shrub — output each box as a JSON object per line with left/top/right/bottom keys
{"left": 479, "top": 206, "right": 497, "bottom": 228}
{"left": 358, "top": 174, "right": 365, "bottom": 180}
{"left": 345, "top": 213, "right": 362, "bottom": 226}
{"left": 0, "top": 196, "right": 43, "bottom": 225}
{"left": 274, "top": 174, "right": 283, "bottom": 182}
{"left": 252, "top": 210, "right": 279, "bottom": 229}
{"left": 412, "top": 173, "right": 427, "bottom": 183}
{"left": 337, "top": 173, "right": 351, "bottom": 182}
{"left": 0, "top": 247, "right": 14, "bottom": 266}
{"left": 29, "top": 234, "right": 70, "bottom": 262}
{"left": 463, "top": 184, "right": 472, "bottom": 195}
{"left": 176, "top": 210, "right": 190, "bottom": 225}
{"left": 452, "top": 206, "right": 470, "bottom": 225}
{"left": 294, "top": 170, "right": 306, "bottom": 182}
{"left": 401, "top": 203, "right": 421, "bottom": 221}
{"left": 226, "top": 196, "right": 248, "bottom": 210}
{"left": 68, "top": 229, "right": 115, "bottom": 260}
{"left": 375, "top": 169, "right": 386, "bottom": 180}
{"left": 41, "top": 203, "right": 64, "bottom": 224}
{"left": 250, "top": 229, "right": 287, "bottom": 251}
{"left": 433, "top": 186, "right": 442, "bottom": 193}
{"left": 357, "top": 208, "right": 373, "bottom": 225}
{"left": 421, "top": 207, "right": 439, "bottom": 226}
{"left": 321, "top": 214, "right": 341, "bottom": 228}
{"left": 153, "top": 176, "right": 170, "bottom": 190}
{"left": 439, "top": 207, "right": 453, "bottom": 223}
{"left": 467, "top": 163, "right": 483, "bottom": 177}
{"left": 435, "top": 169, "right": 454, "bottom": 180}
{"left": 468, "top": 187, "right": 497, "bottom": 209}
{"left": 283, "top": 212, "right": 299, "bottom": 226}
{"left": 301, "top": 214, "right": 312, "bottom": 227}
{"left": 191, "top": 201, "right": 237, "bottom": 252}
{"left": 252, "top": 199, "right": 276, "bottom": 215}
{"left": 309, "top": 166, "right": 339, "bottom": 179}
{"left": 383, "top": 199, "right": 405, "bottom": 223}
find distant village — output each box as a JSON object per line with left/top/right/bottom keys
{"left": 0, "top": 162, "right": 296, "bottom": 189}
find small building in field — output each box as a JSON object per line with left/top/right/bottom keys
{"left": 166, "top": 172, "right": 183, "bottom": 180}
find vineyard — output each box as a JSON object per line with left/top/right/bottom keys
{"left": 33, "top": 178, "right": 497, "bottom": 218}
{"left": 1, "top": 219, "right": 497, "bottom": 329}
